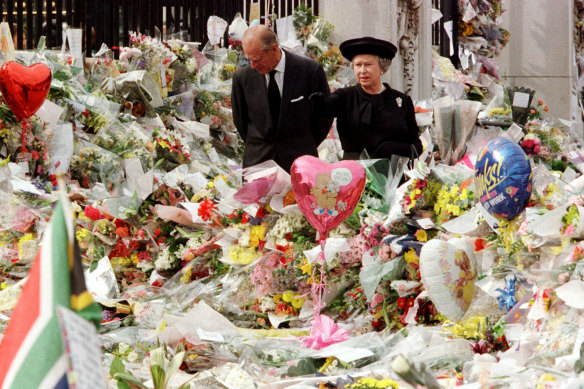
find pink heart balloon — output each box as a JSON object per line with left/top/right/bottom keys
{"left": 291, "top": 156, "right": 366, "bottom": 239}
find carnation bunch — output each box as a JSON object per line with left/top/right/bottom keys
{"left": 521, "top": 132, "right": 542, "bottom": 155}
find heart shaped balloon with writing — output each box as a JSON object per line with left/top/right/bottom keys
{"left": 291, "top": 156, "right": 366, "bottom": 240}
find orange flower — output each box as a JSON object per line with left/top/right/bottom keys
{"left": 460, "top": 178, "right": 473, "bottom": 191}
{"left": 537, "top": 99, "right": 543, "bottom": 105}
{"left": 544, "top": 106, "right": 549, "bottom": 112}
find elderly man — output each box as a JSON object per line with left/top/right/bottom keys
{"left": 231, "top": 25, "right": 332, "bottom": 172}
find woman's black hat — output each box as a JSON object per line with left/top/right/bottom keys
{"left": 339, "top": 36, "right": 398, "bottom": 61}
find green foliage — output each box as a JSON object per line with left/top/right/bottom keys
{"left": 286, "top": 357, "right": 324, "bottom": 377}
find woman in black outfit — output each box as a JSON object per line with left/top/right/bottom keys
{"left": 310, "top": 37, "right": 422, "bottom": 161}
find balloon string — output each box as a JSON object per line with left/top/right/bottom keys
{"left": 20, "top": 120, "right": 27, "bottom": 159}
{"left": 311, "top": 240, "right": 327, "bottom": 317}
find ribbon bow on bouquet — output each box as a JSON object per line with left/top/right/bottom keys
{"left": 495, "top": 274, "right": 517, "bottom": 312}
{"left": 301, "top": 314, "right": 349, "bottom": 350}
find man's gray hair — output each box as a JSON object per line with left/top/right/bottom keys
{"left": 243, "top": 25, "right": 279, "bottom": 51}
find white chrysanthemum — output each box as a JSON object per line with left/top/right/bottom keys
{"left": 269, "top": 214, "right": 309, "bottom": 238}
{"left": 154, "top": 247, "right": 175, "bottom": 271}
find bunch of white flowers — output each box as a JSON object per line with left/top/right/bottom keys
{"left": 154, "top": 246, "right": 176, "bottom": 271}
{"left": 269, "top": 213, "right": 310, "bottom": 239}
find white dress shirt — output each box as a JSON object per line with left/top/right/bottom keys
{"left": 265, "top": 49, "right": 286, "bottom": 96}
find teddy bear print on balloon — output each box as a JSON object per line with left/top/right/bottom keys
{"left": 310, "top": 171, "right": 350, "bottom": 217}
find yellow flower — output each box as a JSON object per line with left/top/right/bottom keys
{"left": 158, "top": 139, "right": 170, "bottom": 149}
{"left": 180, "top": 267, "right": 192, "bottom": 284}
{"left": 250, "top": 223, "right": 268, "bottom": 247}
{"left": 537, "top": 373, "right": 557, "bottom": 389}
{"left": 443, "top": 315, "right": 486, "bottom": 339}
{"left": 228, "top": 246, "right": 258, "bottom": 264}
{"left": 18, "top": 234, "right": 34, "bottom": 259}
{"left": 414, "top": 229, "right": 427, "bottom": 242}
{"left": 300, "top": 258, "right": 312, "bottom": 275}
{"left": 404, "top": 248, "right": 419, "bottom": 266}
{"left": 19, "top": 233, "right": 33, "bottom": 245}
{"left": 130, "top": 253, "right": 139, "bottom": 265}
{"left": 0, "top": 282, "right": 9, "bottom": 290}
{"left": 291, "top": 296, "right": 305, "bottom": 309}
{"left": 282, "top": 291, "right": 294, "bottom": 302}
{"left": 273, "top": 294, "right": 283, "bottom": 303}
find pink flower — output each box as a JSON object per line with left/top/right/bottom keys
{"left": 13, "top": 207, "right": 37, "bottom": 233}
{"left": 370, "top": 293, "right": 384, "bottom": 308}
{"left": 563, "top": 224, "right": 576, "bottom": 236}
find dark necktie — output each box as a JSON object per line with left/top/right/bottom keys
{"left": 268, "top": 70, "right": 281, "bottom": 130}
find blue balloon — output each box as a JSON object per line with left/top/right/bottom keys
{"left": 474, "top": 137, "right": 532, "bottom": 220}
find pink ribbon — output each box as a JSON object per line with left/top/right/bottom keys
{"left": 301, "top": 241, "right": 350, "bottom": 349}
{"left": 301, "top": 314, "right": 350, "bottom": 350}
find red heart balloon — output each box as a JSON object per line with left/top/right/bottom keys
{"left": 0, "top": 62, "right": 52, "bottom": 121}
{"left": 291, "top": 156, "right": 366, "bottom": 239}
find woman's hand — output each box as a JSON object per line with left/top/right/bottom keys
{"left": 308, "top": 91, "right": 325, "bottom": 102}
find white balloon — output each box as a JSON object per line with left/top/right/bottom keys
{"left": 419, "top": 239, "right": 477, "bottom": 322}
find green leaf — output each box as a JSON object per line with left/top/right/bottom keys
{"left": 285, "top": 358, "right": 322, "bottom": 377}
{"left": 116, "top": 381, "right": 131, "bottom": 389}
{"left": 150, "top": 364, "right": 166, "bottom": 389}
{"left": 113, "top": 371, "right": 146, "bottom": 387}
{"left": 110, "top": 357, "right": 127, "bottom": 377}
{"left": 90, "top": 259, "right": 99, "bottom": 272}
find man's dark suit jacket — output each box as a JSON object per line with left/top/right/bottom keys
{"left": 231, "top": 50, "right": 333, "bottom": 172}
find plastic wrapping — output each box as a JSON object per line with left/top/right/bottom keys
{"left": 69, "top": 138, "right": 124, "bottom": 191}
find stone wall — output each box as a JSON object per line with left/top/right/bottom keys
{"left": 494, "top": 0, "right": 575, "bottom": 121}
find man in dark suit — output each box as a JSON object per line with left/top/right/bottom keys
{"left": 231, "top": 25, "right": 333, "bottom": 172}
